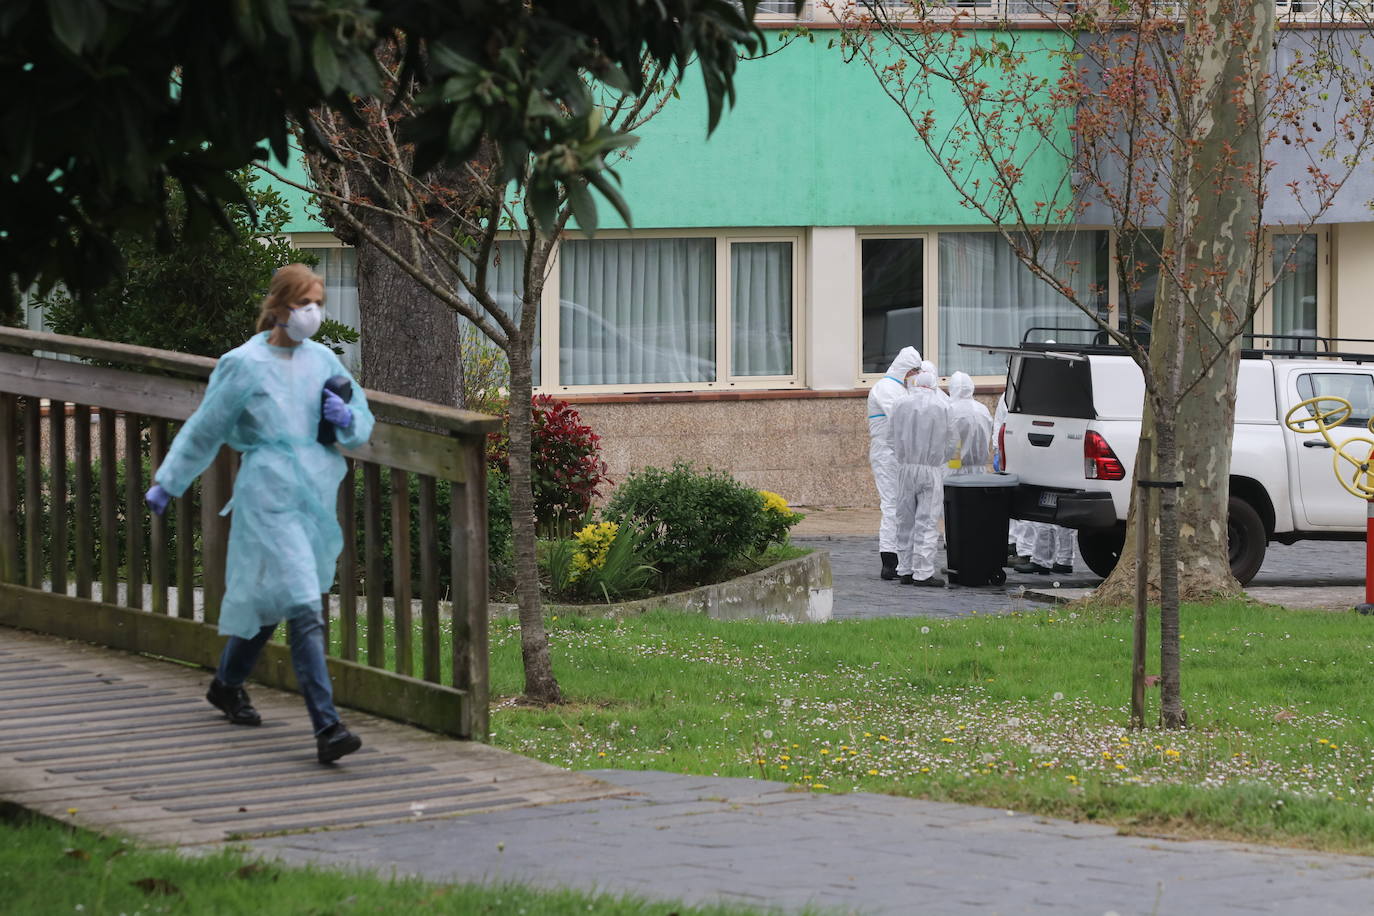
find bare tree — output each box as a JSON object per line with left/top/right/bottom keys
{"left": 262, "top": 48, "right": 680, "bottom": 703}
{"left": 835, "top": 0, "right": 1374, "bottom": 726}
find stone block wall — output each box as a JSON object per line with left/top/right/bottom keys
{"left": 566, "top": 390, "right": 1002, "bottom": 509}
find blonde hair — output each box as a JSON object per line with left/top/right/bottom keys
{"left": 256, "top": 263, "right": 326, "bottom": 332}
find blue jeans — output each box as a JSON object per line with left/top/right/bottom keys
{"left": 215, "top": 608, "right": 340, "bottom": 735}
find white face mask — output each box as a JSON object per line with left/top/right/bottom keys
{"left": 282, "top": 302, "right": 322, "bottom": 342}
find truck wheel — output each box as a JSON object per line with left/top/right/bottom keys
{"left": 1227, "top": 496, "right": 1266, "bottom": 586}
{"left": 1078, "top": 526, "right": 1124, "bottom": 578}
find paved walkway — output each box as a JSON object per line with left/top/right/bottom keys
{"left": 794, "top": 506, "right": 1368, "bottom": 619}
{"left": 9, "top": 621, "right": 1371, "bottom": 915}
{"left": 252, "top": 769, "right": 1374, "bottom": 915}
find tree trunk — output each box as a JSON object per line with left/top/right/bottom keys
{"left": 355, "top": 221, "right": 463, "bottom": 407}
{"left": 1089, "top": 0, "right": 1271, "bottom": 608}
{"left": 506, "top": 276, "right": 561, "bottom": 704}
{"left": 1154, "top": 416, "right": 1188, "bottom": 727}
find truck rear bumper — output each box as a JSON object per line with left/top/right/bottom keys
{"left": 1012, "top": 485, "right": 1118, "bottom": 529}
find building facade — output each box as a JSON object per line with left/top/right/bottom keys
{"left": 265, "top": 9, "right": 1371, "bottom": 507}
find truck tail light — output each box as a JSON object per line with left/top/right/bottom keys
{"left": 998, "top": 424, "right": 1007, "bottom": 471}
{"left": 1084, "top": 431, "right": 1125, "bottom": 480}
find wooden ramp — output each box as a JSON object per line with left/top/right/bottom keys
{"left": 0, "top": 627, "right": 620, "bottom": 846}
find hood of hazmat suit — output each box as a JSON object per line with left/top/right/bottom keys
{"left": 946, "top": 371, "right": 993, "bottom": 474}
{"left": 155, "top": 333, "right": 376, "bottom": 639}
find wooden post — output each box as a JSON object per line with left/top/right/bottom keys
{"left": 200, "top": 447, "right": 231, "bottom": 626}
{"left": 451, "top": 439, "right": 489, "bottom": 740}
{"left": 148, "top": 419, "right": 168, "bottom": 615}
{"left": 123, "top": 412, "right": 143, "bottom": 609}
{"left": 338, "top": 459, "right": 358, "bottom": 661}
{"left": 0, "top": 395, "right": 18, "bottom": 584}
{"left": 98, "top": 408, "right": 117, "bottom": 603}
{"left": 175, "top": 428, "right": 194, "bottom": 620}
{"left": 390, "top": 468, "right": 413, "bottom": 677}
{"left": 73, "top": 404, "right": 91, "bottom": 599}
{"left": 1131, "top": 436, "right": 1152, "bottom": 730}
{"left": 363, "top": 462, "right": 384, "bottom": 668}
{"left": 23, "top": 397, "right": 41, "bottom": 589}
{"left": 49, "top": 400, "right": 68, "bottom": 597}
{"left": 417, "top": 475, "right": 441, "bottom": 684}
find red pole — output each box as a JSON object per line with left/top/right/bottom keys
{"left": 1364, "top": 497, "right": 1374, "bottom": 611}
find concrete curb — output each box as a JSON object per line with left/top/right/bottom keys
{"left": 489, "top": 549, "right": 834, "bottom": 623}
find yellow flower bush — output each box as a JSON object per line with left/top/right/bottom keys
{"left": 759, "top": 490, "right": 791, "bottom": 515}
{"left": 569, "top": 521, "right": 619, "bottom": 581}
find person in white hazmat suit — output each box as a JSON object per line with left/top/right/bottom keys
{"left": 888, "top": 370, "right": 954, "bottom": 587}
{"left": 993, "top": 391, "right": 1075, "bottom": 575}
{"left": 946, "top": 372, "right": 992, "bottom": 476}
{"left": 867, "top": 346, "right": 923, "bottom": 580}
{"left": 922, "top": 360, "right": 950, "bottom": 400}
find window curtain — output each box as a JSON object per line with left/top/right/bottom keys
{"left": 458, "top": 242, "right": 537, "bottom": 384}
{"left": 1272, "top": 234, "right": 1318, "bottom": 349}
{"left": 299, "top": 247, "right": 360, "bottom": 371}
{"left": 731, "top": 242, "right": 793, "bottom": 376}
{"left": 559, "top": 238, "right": 715, "bottom": 386}
{"left": 938, "top": 231, "right": 1106, "bottom": 376}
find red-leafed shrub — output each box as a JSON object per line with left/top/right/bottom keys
{"left": 488, "top": 395, "right": 610, "bottom": 532}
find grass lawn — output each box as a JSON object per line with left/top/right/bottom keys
{"left": 0, "top": 816, "right": 774, "bottom": 916}
{"left": 488, "top": 601, "right": 1374, "bottom": 854}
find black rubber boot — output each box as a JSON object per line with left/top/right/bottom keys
{"left": 317, "top": 722, "right": 363, "bottom": 764}
{"left": 880, "top": 551, "right": 899, "bottom": 580}
{"left": 206, "top": 678, "right": 262, "bottom": 726}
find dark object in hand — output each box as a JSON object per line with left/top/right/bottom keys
{"left": 319, "top": 375, "right": 354, "bottom": 445}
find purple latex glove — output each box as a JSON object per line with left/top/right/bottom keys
{"left": 145, "top": 484, "right": 171, "bottom": 516}
{"left": 322, "top": 388, "right": 354, "bottom": 428}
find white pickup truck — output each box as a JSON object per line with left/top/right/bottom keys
{"left": 1001, "top": 346, "right": 1373, "bottom": 585}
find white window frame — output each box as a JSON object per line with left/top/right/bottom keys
{"left": 539, "top": 227, "right": 806, "bottom": 394}
{"left": 854, "top": 230, "right": 935, "bottom": 388}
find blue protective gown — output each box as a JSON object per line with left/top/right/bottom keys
{"left": 155, "top": 333, "right": 375, "bottom": 639}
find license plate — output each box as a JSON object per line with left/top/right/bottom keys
{"left": 1038, "top": 491, "right": 1060, "bottom": 509}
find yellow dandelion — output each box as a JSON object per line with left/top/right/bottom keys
{"left": 814, "top": 783, "right": 829, "bottom": 789}
{"left": 868, "top": 769, "right": 879, "bottom": 776}
{"left": 1115, "top": 764, "right": 1126, "bottom": 771}
{"left": 919, "top": 767, "right": 931, "bottom": 773}
{"left": 820, "top": 749, "right": 831, "bottom": 755}
{"left": 780, "top": 764, "right": 789, "bottom": 771}
{"left": 941, "top": 737, "right": 957, "bottom": 743}
{"left": 597, "top": 752, "right": 606, "bottom": 758}
{"left": 1065, "top": 774, "right": 1078, "bottom": 783}
{"left": 780, "top": 755, "right": 791, "bottom": 761}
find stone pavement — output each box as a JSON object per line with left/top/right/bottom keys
{"left": 250, "top": 769, "right": 1374, "bottom": 915}
{"left": 794, "top": 506, "right": 1368, "bottom": 620}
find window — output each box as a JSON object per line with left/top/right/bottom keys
{"left": 553, "top": 234, "right": 800, "bottom": 390}
{"left": 1271, "top": 233, "right": 1319, "bottom": 350}
{"left": 861, "top": 237, "right": 926, "bottom": 374}
{"left": 1297, "top": 373, "right": 1374, "bottom": 427}
{"left": 559, "top": 238, "right": 717, "bottom": 386}
{"left": 732, "top": 241, "right": 794, "bottom": 376}
{"left": 298, "top": 246, "right": 360, "bottom": 370}
{"left": 462, "top": 241, "right": 538, "bottom": 385}
{"left": 938, "top": 230, "right": 1107, "bottom": 377}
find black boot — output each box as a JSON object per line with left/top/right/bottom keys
{"left": 880, "top": 551, "right": 899, "bottom": 580}
{"left": 317, "top": 722, "right": 362, "bottom": 764}
{"left": 206, "top": 678, "right": 262, "bottom": 726}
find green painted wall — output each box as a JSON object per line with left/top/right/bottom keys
{"left": 274, "top": 33, "right": 1074, "bottom": 234}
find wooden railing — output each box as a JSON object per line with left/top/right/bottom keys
{"left": 0, "top": 328, "right": 501, "bottom": 739}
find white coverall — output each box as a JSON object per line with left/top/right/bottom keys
{"left": 946, "top": 371, "right": 992, "bottom": 476}
{"left": 868, "top": 347, "right": 923, "bottom": 554}
{"left": 993, "top": 393, "right": 1031, "bottom": 555}
{"left": 888, "top": 372, "right": 954, "bottom": 580}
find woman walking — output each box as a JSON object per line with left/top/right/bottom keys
{"left": 144, "top": 264, "right": 374, "bottom": 763}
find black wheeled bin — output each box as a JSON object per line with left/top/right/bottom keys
{"left": 943, "top": 473, "right": 1019, "bottom": 587}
